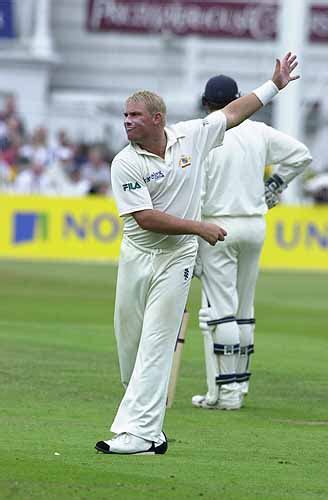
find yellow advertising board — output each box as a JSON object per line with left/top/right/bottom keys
{"left": 261, "top": 205, "right": 328, "bottom": 270}
{"left": 0, "top": 195, "right": 123, "bottom": 262}
{"left": 0, "top": 195, "right": 327, "bottom": 270}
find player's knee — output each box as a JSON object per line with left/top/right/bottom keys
{"left": 213, "top": 317, "right": 240, "bottom": 346}
{"left": 237, "top": 317, "right": 255, "bottom": 346}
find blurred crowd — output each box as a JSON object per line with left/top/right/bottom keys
{"left": 0, "top": 95, "right": 113, "bottom": 197}
{"left": 0, "top": 94, "right": 328, "bottom": 203}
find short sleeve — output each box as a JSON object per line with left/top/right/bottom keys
{"left": 197, "top": 110, "right": 227, "bottom": 161}
{"left": 175, "top": 110, "right": 226, "bottom": 163}
{"left": 111, "top": 156, "right": 153, "bottom": 216}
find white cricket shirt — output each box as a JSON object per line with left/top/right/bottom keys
{"left": 112, "top": 111, "right": 226, "bottom": 249}
{"left": 202, "top": 120, "right": 312, "bottom": 217}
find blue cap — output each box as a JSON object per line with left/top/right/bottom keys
{"left": 202, "top": 75, "right": 240, "bottom": 105}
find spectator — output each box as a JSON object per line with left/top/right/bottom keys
{"left": 0, "top": 152, "right": 14, "bottom": 192}
{"left": 80, "top": 145, "right": 111, "bottom": 194}
{"left": 66, "top": 164, "right": 91, "bottom": 196}
{"left": 13, "top": 158, "right": 51, "bottom": 195}
{"left": 0, "top": 116, "right": 24, "bottom": 169}
{"left": 56, "top": 129, "right": 71, "bottom": 149}
{"left": 304, "top": 173, "right": 328, "bottom": 203}
{"left": 45, "top": 147, "right": 90, "bottom": 196}
{"left": 52, "top": 129, "right": 75, "bottom": 161}
{"left": 0, "top": 94, "right": 25, "bottom": 137}
{"left": 72, "top": 142, "right": 89, "bottom": 168}
{"left": 20, "top": 126, "right": 54, "bottom": 167}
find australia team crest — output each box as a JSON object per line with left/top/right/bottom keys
{"left": 179, "top": 155, "right": 192, "bottom": 169}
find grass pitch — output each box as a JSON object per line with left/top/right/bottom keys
{"left": 0, "top": 260, "right": 327, "bottom": 500}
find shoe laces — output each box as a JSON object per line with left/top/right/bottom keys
{"left": 111, "top": 432, "right": 130, "bottom": 444}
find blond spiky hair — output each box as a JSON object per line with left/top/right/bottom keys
{"left": 126, "top": 90, "right": 167, "bottom": 125}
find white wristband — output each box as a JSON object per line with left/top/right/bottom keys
{"left": 253, "top": 80, "right": 279, "bottom": 106}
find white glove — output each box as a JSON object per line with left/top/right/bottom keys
{"left": 193, "top": 254, "right": 203, "bottom": 279}
{"left": 199, "top": 307, "right": 212, "bottom": 332}
{"left": 264, "top": 174, "right": 287, "bottom": 209}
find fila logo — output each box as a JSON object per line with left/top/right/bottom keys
{"left": 184, "top": 268, "right": 190, "bottom": 281}
{"left": 122, "top": 182, "right": 142, "bottom": 191}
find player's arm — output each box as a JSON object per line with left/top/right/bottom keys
{"left": 266, "top": 129, "right": 312, "bottom": 184}
{"left": 264, "top": 129, "right": 312, "bottom": 208}
{"left": 111, "top": 157, "right": 226, "bottom": 245}
{"left": 222, "top": 52, "right": 299, "bottom": 130}
{"left": 132, "top": 209, "right": 227, "bottom": 246}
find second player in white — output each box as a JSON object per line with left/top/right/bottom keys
{"left": 192, "top": 75, "right": 312, "bottom": 411}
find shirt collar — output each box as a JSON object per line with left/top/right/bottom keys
{"left": 131, "top": 127, "right": 185, "bottom": 157}
{"left": 165, "top": 126, "right": 185, "bottom": 149}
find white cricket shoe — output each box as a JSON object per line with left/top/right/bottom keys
{"left": 192, "top": 394, "right": 219, "bottom": 409}
{"left": 192, "top": 391, "right": 242, "bottom": 411}
{"left": 95, "top": 432, "right": 167, "bottom": 455}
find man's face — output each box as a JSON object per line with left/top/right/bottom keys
{"left": 32, "top": 162, "right": 44, "bottom": 177}
{"left": 124, "top": 101, "right": 157, "bottom": 142}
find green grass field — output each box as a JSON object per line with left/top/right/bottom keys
{"left": 0, "top": 260, "right": 327, "bottom": 500}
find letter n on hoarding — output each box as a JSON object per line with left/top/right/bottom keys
{"left": 63, "top": 214, "right": 88, "bottom": 239}
{"left": 306, "top": 224, "right": 328, "bottom": 248}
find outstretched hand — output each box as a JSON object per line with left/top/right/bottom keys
{"left": 272, "top": 52, "right": 300, "bottom": 90}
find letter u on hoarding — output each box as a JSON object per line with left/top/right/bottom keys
{"left": 276, "top": 221, "right": 300, "bottom": 249}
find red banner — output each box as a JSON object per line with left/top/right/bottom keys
{"left": 86, "top": 0, "right": 278, "bottom": 40}
{"left": 310, "top": 5, "right": 328, "bottom": 42}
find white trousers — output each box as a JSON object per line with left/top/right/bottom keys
{"left": 199, "top": 215, "right": 266, "bottom": 394}
{"left": 111, "top": 236, "right": 197, "bottom": 441}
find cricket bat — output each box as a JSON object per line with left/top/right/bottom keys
{"left": 166, "top": 310, "right": 189, "bottom": 408}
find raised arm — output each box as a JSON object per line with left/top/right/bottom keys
{"left": 222, "top": 52, "right": 299, "bottom": 130}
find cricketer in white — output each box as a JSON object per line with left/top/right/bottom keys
{"left": 192, "top": 75, "right": 312, "bottom": 412}
{"left": 95, "top": 53, "right": 299, "bottom": 455}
